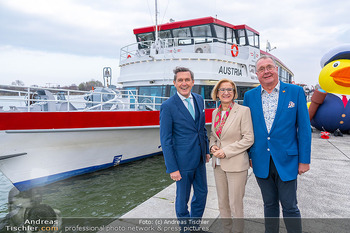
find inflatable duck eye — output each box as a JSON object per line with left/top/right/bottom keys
{"left": 333, "top": 61, "right": 340, "bottom": 68}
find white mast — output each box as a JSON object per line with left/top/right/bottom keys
{"left": 155, "top": 0, "right": 158, "bottom": 41}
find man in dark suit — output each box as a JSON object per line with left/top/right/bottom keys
{"left": 160, "top": 67, "right": 210, "bottom": 231}
{"left": 243, "top": 55, "right": 311, "bottom": 233}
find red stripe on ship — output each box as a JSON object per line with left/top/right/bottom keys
{"left": 0, "top": 109, "right": 214, "bottom": 130}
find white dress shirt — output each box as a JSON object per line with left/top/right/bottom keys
{"left": 177, "top": 92, "right": 196, "bottom": 116}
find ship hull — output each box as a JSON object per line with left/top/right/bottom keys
{"left": 0, "top": 110, "right": 214, "bottom": 191}
{"left": 0, "top": 111, "right": 162, "bottom": 191}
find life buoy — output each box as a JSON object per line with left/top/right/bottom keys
{"left": 127, "top": 54, "right": 131, "bottom": 59}
{"left": 231, "top": 44, "right": 239, "bottom": 57}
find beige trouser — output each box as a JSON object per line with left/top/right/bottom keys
{"left": 214, "top": 165, "right": 248, "bottom": 233}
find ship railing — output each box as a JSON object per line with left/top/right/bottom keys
{"left": 0, "top": 85, "right": 222, "bottom": 112}
{"left": 0, "top": 85, "right": 167, "bottom": 112}
{"left": 84, "top": 89, "right": 169, "bottom": 111}
{"left": 0, "top": 85, "right": 87, "bottom": 112}
{"left": 120, "top": 37, "right": 249, "bottom": 61}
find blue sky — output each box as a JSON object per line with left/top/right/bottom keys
{"left": 0, "top": 0, "right": 349, "bottom": 86}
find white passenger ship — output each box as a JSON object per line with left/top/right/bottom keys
{"left": 0, "top": 16, "right": 293, "bottom": 191}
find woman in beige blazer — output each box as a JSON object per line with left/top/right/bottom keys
{"left": 210, "top": 78, "right": 254, "bottom": 233}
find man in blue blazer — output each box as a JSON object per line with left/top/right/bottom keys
{"left": 160, "top": 67, "right": 210, "bottom": 231}
{"left": 243, "top": 55, "right": 311, "bottom": 233}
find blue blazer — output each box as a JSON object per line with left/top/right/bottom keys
{"left": 243, "top": 81, "right": 311, "bottom": 181}
{"left": 160, "top": 93, "right": 209, "bottom": 173}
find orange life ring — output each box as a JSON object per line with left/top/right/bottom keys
{"left": 127, "top": 54, "right": 131, "bottom": 59}
{"left": 231, "top": 44, "right": 239, "bottom": 57}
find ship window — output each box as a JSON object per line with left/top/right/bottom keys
{"left": 137, "top": 32, "right": 154, "bottom": 42}
{"left": 237, "top": 86, "right": 254, "bottom": 101}
{"left": 247, "top": 30, "right": 259, "bottom": 48}
{"left": 159, "top": 30, "right": 174, "bottom": 46}
{"left": 191, "top": 85, "right": 216, "bottom": 108}
{"left": 282, "top": 69, "right": 287, "bottom": 82}
{"left": 200, "top": 85, "right": 216, "bottom": 108}
{"left": 213, "top": 25, "right": 225, "bottom": 41}
{"left": 278, "top": 65, "right": 290, "bottom": 83}
{"left": 159, "top": 30, "right": 172, "bottom": 39}
{"left": 192, "top": 25, "right": 213, "bottom": 44}
{"left": 247, "top": 30, "right": 254, "bottom": 46}
{"left": 226, "top": 28, "right": 237, "bottom": 44}
{"left": 137, "top": 33, "right": 154, "bottom": 49}
{"left": 279, "top": 65, "right": 282, "bottom": 77}
{"left": 170, "top": 86, "right": 177, "bottom": 97}
{"left": 254, "top": 33, "right": 260, "bottom": 48}
{"left": 200, "top": 85, "right": 214, "bottom": 100}
{"left": 237, "top": 29, "right": 246, "bottom": 45}
{"left": 139, "top": 86, "right": 165, "bottom": 97}
{"left": 139, "top": 86, "right": 166, "bottom": 110}
{"left": 192, "top": 25, "right": 212, "bottom": 37}
{"left": 173, "top": 27, "right": 192, "bottom": 45}
{"left": 170, "top": 85, "right": 216, "bottom": 108}
{"left": 226, "top": 28, "right": 233, "bottom": 44}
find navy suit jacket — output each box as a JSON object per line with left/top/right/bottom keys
{"left": 160, "top": 93, "right": 209, "bottom": 173}
{"left": 243, "top": 81, "right": 311, "bottom": 181}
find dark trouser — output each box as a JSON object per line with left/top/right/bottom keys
{"left": 256, "top": 158, "right": 301, "bottom": 233}
{"left": 175, "top": 161, "right": 208, "bottom": 232}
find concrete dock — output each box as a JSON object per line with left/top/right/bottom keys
{"left": 100, "top": 131, "right": 350, "bottom": 232}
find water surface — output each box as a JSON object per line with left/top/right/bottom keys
{"left": 0, "top": 154, "right": 172, "bottom": 224}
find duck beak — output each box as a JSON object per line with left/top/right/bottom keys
{"left": 331, "top": 67, "right": 350, "bottom": 87}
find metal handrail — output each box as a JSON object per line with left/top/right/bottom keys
{"left": 120, "top": 36, "right": 242, "bottom": 60}
{"left": 0, "top": 85, "right": 220, "bottom": 112}
{"left": 0, "top": 85, "right": 168, "bottom": 112}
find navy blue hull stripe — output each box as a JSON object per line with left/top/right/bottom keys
{"left": 13, "top": 151, "right": 162, "bottom": 192}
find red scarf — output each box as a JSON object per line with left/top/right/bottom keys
{"left": 214, "top": 102, "right": 234, "bottom": 138}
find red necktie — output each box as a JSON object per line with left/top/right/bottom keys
{"left": 342, "top": 95, "right": 348, "bottom": 107}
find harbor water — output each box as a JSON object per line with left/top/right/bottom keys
{"left": 0, "top": 154, "right": 173, "bottom": 228}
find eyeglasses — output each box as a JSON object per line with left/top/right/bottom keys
{"left": 218, "top": 88, "right": 234, "bottom": 93}
{"left": 257, "top": 65, "right": 276, "bottom": 74}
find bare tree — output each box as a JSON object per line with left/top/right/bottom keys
{"left": 11, "top": 80, "right": 25, "bottom": 86}
{"left": 78, "top": 80, "right": 103, "bottom": 91}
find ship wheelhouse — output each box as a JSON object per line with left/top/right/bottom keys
{"left": 134, "top": 19, "right": 260, "bottom": 50}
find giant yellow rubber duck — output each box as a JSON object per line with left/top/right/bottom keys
{"left": 309, "top": 44, "right": 350, "bottom": 135}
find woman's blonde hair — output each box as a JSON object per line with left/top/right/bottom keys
{"left": 211, "top": 78, "right": 238, "bottom": 101}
